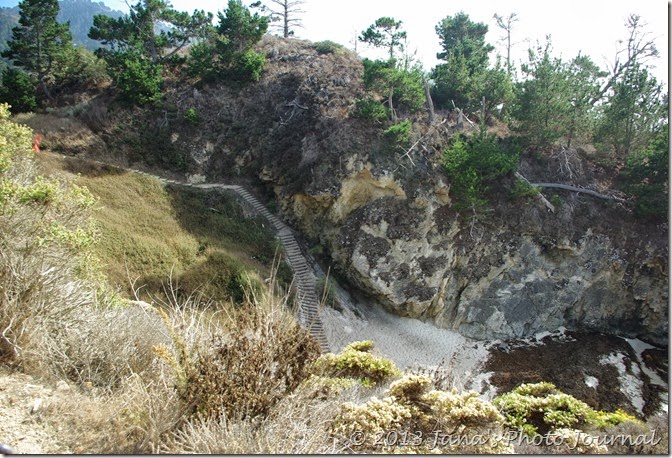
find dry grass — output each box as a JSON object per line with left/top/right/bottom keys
{"left": 159, "top": 381, "right": 358, "bottom": 454}
{"left": 33, "top": 152, "right": 279, "bottom": 303}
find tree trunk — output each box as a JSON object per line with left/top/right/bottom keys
{"left": 38, "top": 76, "right": 53, "bottom": 101}
{"left": 388, "top": 87, "right": 396, "bottom": 122}
{"left": 422, "top": 75, "right": 434, "bottom": 123}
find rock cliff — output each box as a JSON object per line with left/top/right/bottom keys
{"left": 79, "top": 36, "right": 668, "bottom": 346}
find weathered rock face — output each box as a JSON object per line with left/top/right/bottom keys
{"left": 277, "top": 162, "right": 668, "bottom": 346}
{"left": 108, "top": 36, "right": 666, "bottom": 346}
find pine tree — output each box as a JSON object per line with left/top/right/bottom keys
{"left": 2, "top": 0, "right": 74, "bottom": 100}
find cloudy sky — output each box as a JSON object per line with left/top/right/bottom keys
{"left": 1, "top": 0, "right": 668, "bottom": 86}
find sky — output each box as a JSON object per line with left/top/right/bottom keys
{"left": 1, "top": 0, "right": 668, "bottom": 86}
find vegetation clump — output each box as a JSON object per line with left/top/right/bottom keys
{"left": 493, "top": 381, "right": 640, "bottom": 436}
{"left": 332, "top": 373, "right": 511, "bottom": 453}
{"left": 313, "top": 40, "right": 345, "bottom": 55}
{"left": 311, "top": 340, "right": 400, "bottom": 386}
{"left": 442, "top": 128, "right": 519, "bottom": 209}
{"left": 177, "top": 293, "right": 321, "bottom": 420}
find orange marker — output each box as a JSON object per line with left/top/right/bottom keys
{"left": 32, "top": 133, "right": 41, "bottom": 153}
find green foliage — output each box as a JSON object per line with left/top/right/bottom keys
{"left": 550, "top": 194, "right": 562, "bottom": 207}
{"left": 313, "top": 40, "right": 345, "bottom": 55}
{"left": 217, "top": 0, "right": 269, "bottom": 55}
{"left": 494, "top": 382, "right": 639, "bottom": 436}
{"left": 512, "top": 39, "right": 605, "bottom": 150}
{"left": 183, "top": 107, "right": 200, "bottom": 125}
{"left": 89, "top": 0, "right": 212, "bottom": 66}
{"left": 442, "top": 129, "right": 519, "bottom": 209}
{"left": 0, "top": 68, "right": 36, "bottom": 113}
{"left": 2, "top": 0, "right": 75, "bottom": 100}
{"left": 359, "top": 17, "right": 406, "bottom": 60}
{"left": 511, "top": 40, "right": 570, "bottom": 150}
{"left": 510, "top": 178, "right": 540, "bottom": 200}
{"left": 435, "top": 11, "right": 493, "bottom": 69}
{"left": 312, "top": 340, "right": 400, "bottom": 385}
{"left": 230, "top": 50, "right": 266, "bottom": 82}
{"left": 622, "top": 124, "right": 668, "bottom": 219}
{"left": 188, "top": 0, "right": 268, "bottom": 83}
{"left": 384, "top": 120, "right": 411, "bottom": 146}
{"left": 110, "top": 50, "right": 163, "bottom": 105}
{"left": 351, "top": 97, "right": 388, "bottom": 121}
{"left": 55, "top": 46, "right": 109, "bottom": 89}
{"left": 431, "top": 11, "right": 511, "bottom": 116}
{"left": 594, "top": 64, "right": 666, "bottom": 156}
{"left": 89, "top": 0, "right": 211, "bottom": 103}
{"left": 361, "top": 58, "right": 425, "bottom": 119}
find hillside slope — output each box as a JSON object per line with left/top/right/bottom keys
{"left": 38, "top": 35, "right": 669, "bottom": 346}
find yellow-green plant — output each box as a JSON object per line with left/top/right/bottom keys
{"left": 494, "top": 381, "right": 640, "bottom": 436}
{"left": 311, "top": 340, "right": 400, "bottom": 385}
{"left": 332, "top": 373, "right": 511, "bottom": 453}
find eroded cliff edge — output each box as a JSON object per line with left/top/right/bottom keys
{"left": 78, "top": 36, "right": 668, "bottom": 345}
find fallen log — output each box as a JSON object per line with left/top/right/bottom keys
{"left": 528, "top": 182, "right": 627, "bottom": 202}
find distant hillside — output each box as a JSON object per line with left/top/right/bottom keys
{"left": 0, "top": 0, "right": 123, "bottom": 52}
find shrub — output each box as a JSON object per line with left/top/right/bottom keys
{"left": 0, "top": 68, "right": 37, "bottom": 113}
{"left": 384, "top": 120, "right": 412, "bottom": 146}
{"left": 313, "top": 40, "right": 345, "bottom": 55}
{"left": 510, "top": 178, "right": 540, "bottom": 200}
{"left": 111, "top": 51, "right": 163, "bottom": 105}
{"left": 0, "top": 103, "right": 107, "bottom": 377}
{"left": 179, "top": 291, "right": 321, "bottom": 420}
{"left": 184, "top": 107, "right": 200, "bottom": 125}
{"left": 493, "top": 382, "right": 640, "bottom": 436}
{"left": 443, "top": 128, "right": 519, "bottom": 209}
{"left": 229, "top": 50, "right": 266, "bottom": 82}
{"left": 332, "top": 373, "right": 511, "bottom": 453}
{"left": 350, "top": 97, "right": 388, "bottom": 122}
{"left": 622, "top": 125, "right": 668, "bottom": 220}
{"left": 550, "top": 194, "right": 562, "bottom": 207}
{"left": 311, "top": 340, "right": 400, "bottom": 385}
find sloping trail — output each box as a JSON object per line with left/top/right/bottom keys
{"left": 129, "top": 172, "right": 330, "bottom": 352}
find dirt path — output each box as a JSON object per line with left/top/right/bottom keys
{"left": 0, "top": 369, "right": 71, "bottom": 454}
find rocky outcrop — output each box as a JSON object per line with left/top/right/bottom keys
{"left": 277, "top": 163, "right": 668, "bottom": 346}
{"left": 87, "top": 36, "right": 667, "bottom": 347}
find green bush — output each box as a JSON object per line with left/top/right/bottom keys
{"left": 443, "top": 129, "right": 519, "bottom": 209}
{"left": 184, "top": 107, "right": 200, "bottom": 125}
{"left": 550, "top": 194, "right": 562, "bottom": 207}
{"left": 0, "top": 68, "right": 37, "bottom": 113}
{"left": 510, "top": 179, "right": 540, "bottom": 200}
{"left": 493, "top": 382, "right": 639, "bottom": 436}
{"left": 351, "top": 97, "right": 388, "bottom": 121}
{"left": 622, "top": 125, "right": 668, "bottom": 220}
{"left": 112, "top": 51, "right": 163, "bottom": 105}
{"left": 313, "top": 40, "right": 345, "bottom": 55}
{"left": 312, "top": 340, "right": 400, "bottom": 385}
{"left": 384, "top": 120, "right": 412, "bottom": 146}
{"left": 230, "top": 50, "right": 265, "bottom": 82}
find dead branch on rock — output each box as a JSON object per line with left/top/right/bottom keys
{"left": 528, "top": 182, "right": 627, "bottom": 202}
{"left": 280, "top": 98, "right": 308, "bottom": 124}
{"left": 515, "top": 171, "right": 556, "bottom": 213}
{"left": 451, "top": 101, "right": 477, "bottom": 131}
{"left": 398, "top": 119, "right": 448, "bottom": 166}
